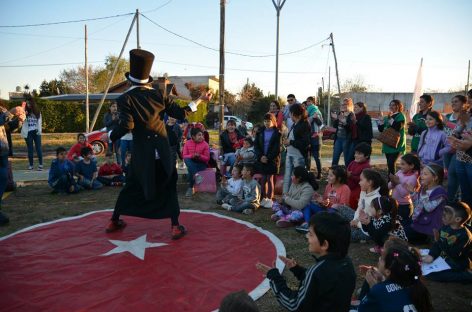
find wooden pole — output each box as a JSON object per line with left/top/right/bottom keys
{"left": 219, "top": 0, "right": 225, "bottom": 131}
{"left": 85, "top": 24, "right": 89, "bottom": 133}
{"left": 136, "top": 9, "right": 140, "bottom": 49}
{"left": 330, "top": 33, "right": 341, "bottom": 95}
{"left": 89, "top": 13, "right": 137, "bottom": 131}
{"left": 466, "top": 59, "right": 470, "bottom": 95}
{"left": 327, "top": 67, "right": 331, "bottom": 127}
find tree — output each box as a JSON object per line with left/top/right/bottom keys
{"left": 232, "top": 81, "right": 264, "bottom": 118}
{"left": 341, "top": 75, "right": 369, "bottom": 93}
{"left": 39, "top": 79, "right": 69, "bottom": 96}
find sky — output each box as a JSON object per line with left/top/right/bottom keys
{"left": 0, "top": 0, "right": 471, "bottom": 100}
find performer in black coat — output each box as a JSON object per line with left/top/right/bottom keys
{"left": 105, "top": 49, "right": 211, "bottom": 239}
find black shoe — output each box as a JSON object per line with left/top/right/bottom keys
{"left": 0, "top": 211, "right": 10, "bottom": 226}
{"left": 216, "top": 200, "right": 223, "bottom": 205}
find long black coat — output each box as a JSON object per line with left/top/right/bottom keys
{"left": 254, "top": 127, "right": 281, "bottom": 175}
{"left": 110, "top": 86, "right": 192, "bottom": 219}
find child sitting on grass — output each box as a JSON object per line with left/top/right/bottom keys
{"left": 359, "top": 196, "right": 408, "bottom": 254}
{"left": 97, "top": 154, "right": 125, "bottom": 186}
{"left": 271, "top": 166, "right": 318, "bottom": 228}
{"left": 48, "top": 147, "right": 80, "bottom": 194}
{"left": 256, "top": 212, "right": 356, "bottom": 312}
{"left": 347, "top": 142, "right": 371, "bottom": 209}
{"left": 221, "top": 165, "right": 260, "bottom": 215}
{"left": 422, "top": 201, "right": 472, "bottom": 283}
{"left": 216, "top": 165, "right": 243, "bottom": 205}
{"left": 66, "top": 133, "right": 93, "bottom": 163}
{"left": 75, "top": 147, "right": 103, "bottom": 190}
{"left": 355, "top": 238, "right": 433, "bottom": 312}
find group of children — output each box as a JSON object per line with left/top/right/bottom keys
{"left": 48, "top": 134, "right": 130, "bottom": 194}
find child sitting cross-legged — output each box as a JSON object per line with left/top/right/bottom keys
{"left": 216, "top": 165, "right": 243, "bottom": 205}
{"left": 354, "top": 237, "right": 433, "bottom": 312}
{"left": 183, "top": 127, "right": 210, "bottom": 197}
{"left": 422, "top": 201, "right": 472, "bottom": 283}
{"left": 97, "top": 154, "right": 125, "bottom": 186}
{"left": 75, "top": 147, "right": 103, "bottom": 190}
{"left": 295, "top": 166, "right": 350, "bottom": 233}
{"left": 256, "top": 212, "right": 356, "bottom": 312}
{"left": 48, "top": 147, "right": 80, "bottom": 194}
{"left": 271, "top": 166, "right": 318, "bottom": 228}
{"left": 67, "top": 133, "right": 93, "bottom": 163}
{"left": 358, "top": 196, "right": 408, "bottom": 254}
{"left": 221, "top": 164, "right": 260, "bottom": 215}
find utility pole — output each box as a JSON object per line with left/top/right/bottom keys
{"left": 136, "top": 9, "right": 141, "bottom": 49}
{"left": 327, "top": 67, "right": 331, "bottom": 127}
{"left": 329, "top": 33, "right": 341, "bottom": 95}
{"left": 272, "top": 0, "right": 287, "bottom": 100}
{"left": 85, "top": 24, "right": 89, "bottom": 133}
{"left": 219, "top": 0, "right": 226, "bottom": 131}
{"left": 466, "top": 60, "right": 470, "bottom": 95}
{"left": 90, "top": 13, "right": 137, "bottom": 131}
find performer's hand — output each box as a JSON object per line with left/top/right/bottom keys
{"left": 279, "top": 255, "right": 297, "bottom": 269}
{"left": 255, "top": 262, "right": 273, "bottom": 275}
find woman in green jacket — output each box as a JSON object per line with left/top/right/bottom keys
{"left": 378, "top": 100, "right": 406, "bottom": 176}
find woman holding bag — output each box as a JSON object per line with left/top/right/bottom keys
{"left": 378, "top": 100, "right": 406, "bottom": 176}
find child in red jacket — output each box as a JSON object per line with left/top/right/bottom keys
{"left": 67, "top": 133, "right": 94, "bottom": 162}
{"left": 347, "top": 142, "right": 372, "bottom": 209}
{"left": 97, "top": 155, "right": 125, "bottom": 186}
{"left": 183, "top": 128, "right": 210, "bottom": 197}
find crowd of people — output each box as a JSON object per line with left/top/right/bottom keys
{"left": 1, "top": 88, "right": 472, "bottom": 312}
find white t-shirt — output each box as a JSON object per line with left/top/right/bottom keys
{"left": 226, "top": 178, "right": 243, "bottom": 196}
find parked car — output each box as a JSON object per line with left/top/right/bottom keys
{"left": 85, "top": 127, "right": 108, "bottom": 155}
{"left": 223, "top": 115, "right": 253, "bottom": 130}
{"left": 322, "top": 126, "right": 337, "bottom": 141}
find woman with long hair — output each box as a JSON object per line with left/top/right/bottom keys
{"left": 20, "top": 94, "right": 43, "bottom": 170}
{"left": 331, "top": 98, "right": 355, "bottom": 166}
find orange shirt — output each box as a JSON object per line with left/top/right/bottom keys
{"left": 323, "top": 183, "right": 351, "bottom": 207}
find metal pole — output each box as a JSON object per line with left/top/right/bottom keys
{"left": 219, "top": 0, "right": 225, "bottom": 131}
{"left": 136, "top": 9, "right": 140, "bottom": 49}
{"left": 85, "top": 24, "right": 89, "bottom": 133}
{"left": 89, "top": 13, "right": 137, "bottom": 131}
{"left": 327, "top": 67, "right": 331, "bottom": 127}
{"left": 330, "top": 33, "right": 341, "bottom": 95}
{"left": 466, "top": 60, "right": 470, "bottom": 95}
{"left": 272, "top": 0, "right": 286, "bottom": 100}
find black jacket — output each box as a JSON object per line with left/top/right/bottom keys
{"left": 254, "top": 126, "right": 281, "bottom": 174}
{"left": 267, "top": 254, "right": 356, "bottom": 312}
{"left": 353, "top": 113, "right": 373, "bottom": 144}
{"left": 289, "top": 119, "right": 311, "bottom": 158}
{"left": 219, "top": 129, "right": 244, "bottom": 154}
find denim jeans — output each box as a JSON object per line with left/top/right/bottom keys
{"left": 51, "top": 174, "right": 80, "bottom": 193}
{"left": 120, "top": 139, "right": 133, "bottom": 166}
{"left": 455, "top": 159, "right": 472, "bottom": 207}
{"left": 228, "top": 198, "right": 258, "bottom": 213}
{"left": 331, "top": 137, "right": 347, "bottom": 166}
{"left": 25, "top": 130, "right": 43, "bottom": 167}
{"left": 220, "top": 152, "right": 236, "bottom": 176}
{"left": 283, "top": 154, "right": 306, "bottom": 193}
{"left": 184, "top": 158, "right": 207, "bottom": 188}
{"left": 108, "top": 139, "right": 121, "bottom": 165}
{"left": 447, "top": 154, "right": 460, "bottom": 201}
{"left": 344, "top": 140, "right": 356, "bottom": 167}
{"left": 310, "top": 138, "right": 321, "bottom": 177}
{"left": 78, "top": 177, "right": 103, "bottom": 190}
{"left": 0, "top": 156, "right": 8, "bottom": 205}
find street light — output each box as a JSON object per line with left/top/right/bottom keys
{"left": 271, "top": 0, "right": 287, "bottom": 100}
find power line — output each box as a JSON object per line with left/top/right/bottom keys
{"left": 142, "top": 0, "right": 174, "bottom": 13}
{"left": 0, "top": 12, "right": 134, "bottom": 28}
{"left": 140, "top": 13, "right": 329, "bottom": 58}
{"left": 0, "top": 61, "right": 103, "bottom": 68}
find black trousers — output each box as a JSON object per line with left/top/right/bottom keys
{"left": 385, "top": 152, "right": 400, "bottom": 176}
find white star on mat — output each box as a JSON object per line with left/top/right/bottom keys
{"left": 102, "top": 234, "right": 167, "bottom": 260}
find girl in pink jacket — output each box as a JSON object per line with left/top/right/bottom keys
{"left": 183, "top": 128, "right": 210, "bottom": 196}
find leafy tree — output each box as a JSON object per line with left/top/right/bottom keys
{"left": 39, "top": 79, "right": 69, "bottom": 96}
{"left": 341, "top": 75, "right": 369, "bottom": 93}
{"left": 232, "top": 81, "right": 264, "bottom": 118}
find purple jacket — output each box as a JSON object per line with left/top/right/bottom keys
{"left": 411, "top": 186, "right": 447, "bottom": 236}
{"left": 417, "top": 126, "right": 451, "bottom": 165}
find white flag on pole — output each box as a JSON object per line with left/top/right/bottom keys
{"left": 409, "top": 58, "right": 423, "bottom": 121}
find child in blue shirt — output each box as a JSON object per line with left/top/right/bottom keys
{"left": 48, "top": 147, "right": 80, "bottom": 193}
{"left": 75, "top": 147, "right": 103, "bottom": 190}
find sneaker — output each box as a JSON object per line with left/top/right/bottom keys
{"left": 216, "top": 200, "right": 223, "bottom": 205}
{"left": 185, "top": 187, "right": 194, "bottom": 197}
{"left": 369, "top": 246, "right": 383, "bottom": 254}
{"left": 295, "top": 222, "right": 309, "bottom": 234}
{"left": 221, "top": 203, "right": 232, "bottom": 211}
{"left": 171, "top": 225, "right": 187, "bottom": 240}
{"left": 242, "top": 209, "right": 253, "bottom": 215}
{"left": 37, "top": 165, "right": 43, "bottom": 171}
{"left": 276, "top": 219, "right": 293, "bottom": 228}
{"left": 263, "top": 199, "right": 273, "bottom": 209}
{"left": 105, "top": 219, "right": 127, "bottom": 233}
{"left": 260, "top": 198, "right": 268, "bottom": 207}
{"left": 28, "top": 165, "right": 33, "bottom": 170}
{"left": 271, "top": 213, "right": 280, "bottom": 221}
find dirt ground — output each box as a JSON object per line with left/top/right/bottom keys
{"left": 1, "top": 175, "right": 472, "bottom": 311}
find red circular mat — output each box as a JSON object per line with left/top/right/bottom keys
{"left": 0, "top": 210, "right": 285, "bottom": 312}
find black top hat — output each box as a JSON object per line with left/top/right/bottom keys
{"left": 125, "top": 49, "right": 155, "bottom": 85}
